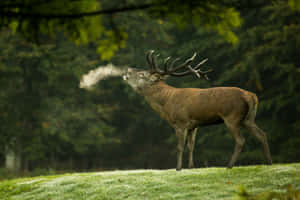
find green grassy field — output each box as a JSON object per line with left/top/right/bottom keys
{"left": 0, "top": 163, "right": 299, "bottom": 200}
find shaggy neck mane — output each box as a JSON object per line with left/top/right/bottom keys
{"left": 139, "top": 81, "right": 177, "bottom": 107}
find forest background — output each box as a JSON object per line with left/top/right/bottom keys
{"left": 0, "top": 0, "right": 299, "bottom": 177}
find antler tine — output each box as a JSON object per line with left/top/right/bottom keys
{"left": 150, "top": 51, "right": 164, "bottom": 74}
{"left": 194, "top": 58, "right": 212, "bottom": 80}
{"left": 171, "top": 65, "right": 213, "bottom": 78}
{"left": 195, "top": 58, "right": 208, "bottom": 69}
{"left": 202, "top": 69, "right": 214, "bottom": 80}
{"left": 163, "top": 56, "right": 171, "bottom": 72}
{"left": 168, "top": 55, "right": 212, "bottom": 79}
{"left": 168, "top": 52, "right": 197, "bottom": 73}
{"left": 168, "top": 57, "right": 181, "bottom": 71}
{"left": 193, "top": 58, "right": 212, "bottom": 79}
{"left": 189, "top": 66, "right": 213, "bottom": 80}
{"left": 146, "top": 50, "right": 155, "bottom": 72}
{"left": 169, "top": 67, "right": 212, "bottom": 79}
{"left": 146, "top": 50, "right": 212, "bottom": 79}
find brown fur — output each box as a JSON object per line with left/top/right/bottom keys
{"left": 142, "top": 82, "right": 251, "bottom": 128}
{"left": 124, "top": 69, "right": 272, "bottom": 170}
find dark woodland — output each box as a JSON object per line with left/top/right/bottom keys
{"left": 0, "top": 0, "right": 299, "bottom": 177}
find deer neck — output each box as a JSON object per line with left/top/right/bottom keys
{"left": 138, "top": 81, "right": 176, "bottom": 111}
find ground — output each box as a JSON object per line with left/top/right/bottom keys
{"left": 0, "top": 163, "right": 299, "bottom": 200}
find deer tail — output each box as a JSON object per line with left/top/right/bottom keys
{"left": 244, "top": 92, "right": 258, "bottom": 122}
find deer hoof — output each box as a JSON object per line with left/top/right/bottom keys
{"left": 268, "top": 159, "right": 273, "bottom": 165}
{"left": 227, "top": 165, "right": 233, "bottom": 169}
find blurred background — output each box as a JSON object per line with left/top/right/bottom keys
{"left": 0, "top": 0, "right": 299, "bottom": 178}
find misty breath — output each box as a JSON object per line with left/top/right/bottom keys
{"left": 79, "top": 64, "right": 125, "bottom": 89}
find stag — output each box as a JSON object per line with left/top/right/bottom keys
{"left": 122, "top": 50, "right": 272, "bottom": 170}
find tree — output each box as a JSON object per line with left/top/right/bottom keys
{"left": 0, "top": 30, "right": 118, "bottom": 171}
{"left": 225, "top": 1, "right": 300, "bottom": 162}
{"left": 166, "top": 0, "right": 300, "bottom": 165}
{"left": 1, "top": 0, "right": 299, "bottom": 173}
{"left": 0, "top": 0, "right": 242, "bottom": 59}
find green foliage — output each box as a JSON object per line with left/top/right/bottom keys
{"left": 2, "top": 0, "right": 103, "bottom": 43}
{"left": 234, "top": 185, "right": 300, "bottom": 200}
{"left": 165, "top": 0, "right": 300, "bottom": 166}
{"left": 97, "top": 30, "right": 128, "bottom": 60}
{"left": 0, "top": 0, "right": 299, "bottom": 172}
{"left": 0, "top": 168, "right": 17, "bottom": 180}
{"left": 30, "top": 168, "right": 57, "bottom": 177}
{"left": 288, "top": 0, "right": 300, "bottom": 11}
{"left": 224, "top": 1, "right": 300, "bottom": 162}
{"left": 0, "top": 0, "right": 244, "bottom": 60}
{"left": 151, "top": 1, "right": 242, "bottom": 44}
{"left": 0, "top": 0, "right": 131, "bottom": 60}
{"left": 0, "top": 30, "right": 117, "bottom": 170}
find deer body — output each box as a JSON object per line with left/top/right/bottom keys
{"left": 141, "top": 81, "right": 252, "bottom": 129}
{"left": 121, "top": 51, "right": 272, "bottom": 170}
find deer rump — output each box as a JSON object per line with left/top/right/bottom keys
{"left": 145, "top": 85, "right": 253, "bottom": 130}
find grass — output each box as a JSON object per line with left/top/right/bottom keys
{"left": 0, "top": 163, "right": 299, "bottom": 200}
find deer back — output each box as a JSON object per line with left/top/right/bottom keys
{"left": 141, "top": 82, "right": 253, "bottom": 129}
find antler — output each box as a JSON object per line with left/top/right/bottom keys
{"left": 146, "top": 50, "right": 212, "bottom": 80}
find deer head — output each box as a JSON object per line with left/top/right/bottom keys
{"left": 123, "top": 50, "right": 212, "bottom": 90}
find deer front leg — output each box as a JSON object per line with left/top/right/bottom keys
{"left": 187, "top": 128, "right": 197, "bottom": 169}
{"left": 176, "top": 128, "right": 188, "bottom": 171}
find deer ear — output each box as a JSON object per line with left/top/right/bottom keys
{"left": 150, "top": 74, "right": 160, "bottom": 82}
{"left": 161, "top": 75, "right": 169, "bottom": 80}
{"left": 150, "top": 74, "right": 168, "bottom": 82}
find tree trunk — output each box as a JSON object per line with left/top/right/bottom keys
{"left": 5, "top": 145, "right": 21, "bottom": 172}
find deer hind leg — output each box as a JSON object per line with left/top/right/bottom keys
{"left": 243, "top": 120, "right": 272, "bottom": 165}
{"left": 187, "top": 128, "right": 197, "bottom": 169}
{"left": 175, "top": 128, "right": 188, "bottom": 171}
{"left": 225, "top": 121, "right": 245, "bottom": 168}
